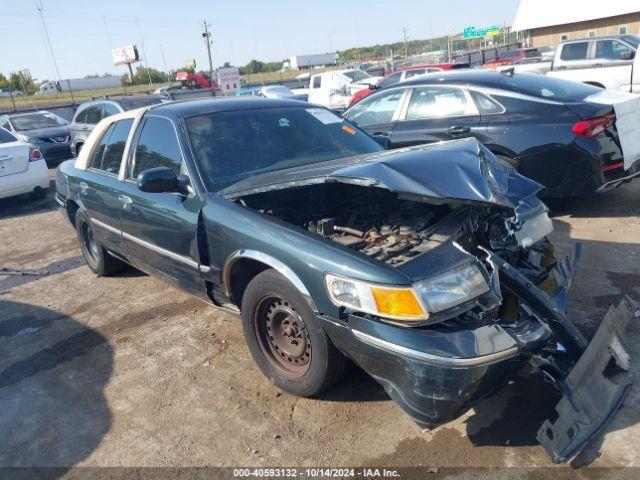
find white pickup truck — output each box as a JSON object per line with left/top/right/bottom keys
{"left": 546, "top": 35, "right": 640, "bottom": 93}
{"left": 308, "top": 69, "right": 382, "bottom": 110}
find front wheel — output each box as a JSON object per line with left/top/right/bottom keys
{"left": 75, "top": 211, "right": 122, "bottom": 276}
{"left": 241, "top": 269, "right": 346, "bottom": 397}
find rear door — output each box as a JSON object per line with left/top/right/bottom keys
{"left": 343, "top": 88, "right": 407, "bottom": 146}
{"left": 78, "top": 118, "right": 133, "bottom": 257}
{"left": 0, "top": 129, "right": 29, "bottom": 177}
{"left": 389, "top": 85, "right": 480, "bottom": 147}
{"left": 117, "top": 115, "right": 206, "bottom": 297}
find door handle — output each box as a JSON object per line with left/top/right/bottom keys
{"left": 557, "top": 65, "right": 567, "bottom": 70}
{"left": 372, "top": 131, "right": 389, "bottom": 137}
{"left": 447, "top": 126, "right": 471, "bottom": 135}
{"left": 118, "top": 194, "right": 132, "bottom": 211}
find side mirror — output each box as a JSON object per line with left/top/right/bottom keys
{"left": 620, "top": 51, "right": 635, "bottom": 60}
{"left": 137, "top": 167, "right": 179, "bottom": 193}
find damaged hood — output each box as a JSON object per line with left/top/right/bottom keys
{"left": 220, "top": 138, "right": 543, "bottom": 209}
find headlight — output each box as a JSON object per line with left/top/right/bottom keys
{"left": 414, "top": 264, "right": 489, "bottom": 313}
{"left": 325, "top": 274, "right": 427, "bottom": 321}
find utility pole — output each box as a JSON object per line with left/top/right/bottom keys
{"left": 35, "top": 0, "right": 71, "bottom": 102}
{"left": 135, "top": 17, "right": 154, "bottom": 89}
{"left": 202, "top": 20, "right": 214, "bottom": 88}
{"left": 402, "top": 27, "right": 409, "bottom": 58}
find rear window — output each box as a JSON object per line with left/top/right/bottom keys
{"left": 343, "top": 71, "right": 370, "bottom": 82}
{"left": 0, "top": 128, "right": 16, "bottom": 144}
{"left": 560, "top": 42, "right": 588, "bottom": 61}
{"left": 499, "top": 74, "right": 601, "bottom": 101}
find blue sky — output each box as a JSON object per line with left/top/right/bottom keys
{"left": 0, "top": 0, "right": 520, "bottom": 81}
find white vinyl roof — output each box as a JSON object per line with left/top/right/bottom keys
{"left": 512, "top": 0, "right": 639, "bottom": 31}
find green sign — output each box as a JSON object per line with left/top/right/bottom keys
{"left": 463, "top": 25, "right": 501, "bottom": 39}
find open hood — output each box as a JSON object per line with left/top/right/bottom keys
{"left": 220, "top": 138, "right": 543, "bottom": 209}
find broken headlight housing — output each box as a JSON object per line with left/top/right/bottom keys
{"left": 414, "top": 264, "right": 490, "bottom": 313}
{"left": 325, "top": 274, "right": 428, "bottom": 322}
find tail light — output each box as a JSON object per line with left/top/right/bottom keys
{"left": 572, "top": 114, "right": 616, "bottom": 138}
{"left": 29, "top": 145, "right": 43, "bottom": 162}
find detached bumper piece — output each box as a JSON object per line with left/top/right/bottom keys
{"left": 537, "top": 296, "right": 640, "bottom": 463}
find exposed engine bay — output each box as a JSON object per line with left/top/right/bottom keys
{"left": 237, "top": 182, "right": 532, "bottom": 267}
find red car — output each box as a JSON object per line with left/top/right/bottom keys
{"left": 349, "top": 63, "right": 466, "bottom": 105}
{"left": 175, "top": 71, "right": 217, "bottom": 89}
{"left": 483, "top": 48, "right": 541, "bottom": 69}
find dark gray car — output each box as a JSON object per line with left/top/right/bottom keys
{"left": 0, "top": 110, "right": 71, "bottom": 164}
{"left": 69, "top": 95, "right": 165, "bottom": 157}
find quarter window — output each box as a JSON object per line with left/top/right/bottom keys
{"left": 0, "top": 128, "right": 16, "bottom": 144}
{"left": 312, "top": 76, "right": 321, "bottom": 89}
{"left": 132, "top": 117, "right": 182, "bottom": 177}
{"left": 0, "top": 117, "right": 11, "bottom": 131}
{"left": 73, "top": 108, "right": 87, "bottom": 124}
{"left": 470, "top": 91, "right": 503, "bottom": 114}
{"left": 88, "top": 124, "right": 115, "bottom": 171}
{"left": 101, "top": 119, "right": 133, "bottom": 174}
{"left": 560, "top": 42, "right": 588, "bottom": 61}
{"left": 345, "top": 89, "right": 404, "bottom": 125}
{"left": 406, "top": 87, "right": 469, "bottom": 119}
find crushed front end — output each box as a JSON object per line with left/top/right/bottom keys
{"left": 227, "top": 139, "right": 639, "bottom": 463}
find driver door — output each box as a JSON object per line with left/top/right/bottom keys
{"left": 117, "top": 115, "right": 206, "bottom": 298}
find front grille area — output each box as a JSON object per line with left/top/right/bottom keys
{"left": 44, "top": 146, "right": 72, "bottom": 162}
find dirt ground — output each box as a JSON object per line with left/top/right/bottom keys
{"left": 1, "top": 168, "right": 640, "bottom": 477}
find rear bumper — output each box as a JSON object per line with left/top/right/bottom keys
{"left": 39, "top": 143, "right": 73, "bottom": 164}
{"left": 0, "top": 159, "right": 49, "bottom": 200}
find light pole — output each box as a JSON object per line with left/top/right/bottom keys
{"left": 202, "top": 20, "right": 214, "bottom": 89}
{"left": 35, "top": 0, "right": 72, "bottom": 102}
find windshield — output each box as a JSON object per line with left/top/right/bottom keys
{"left": 499, "top": 73, "right": 602, "bottom": 101}
{"left": 622, "top": 35, "right": 640, "bottom": 48}
{"left": 186, "top": 106, "right": 383, "bottom": 192}
{"left": 10, "top": 112, "right": 68, "bottom": 130}
{"left": 343, "top": 70, "right": 371, "bottom": 82}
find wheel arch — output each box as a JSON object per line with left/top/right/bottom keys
{"left": 223, "top": 250, "right": 318, "bottom": 312}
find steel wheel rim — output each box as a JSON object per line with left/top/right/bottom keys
{"left": 254, "top": 295, "right": 312, "bottom": 378}
{"left": 81, "top": 221, "right": 99, "bottom": 266}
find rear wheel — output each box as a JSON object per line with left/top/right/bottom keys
{"left": 75, "top": 211, "right": 122, "bottom": 276}
{"left": 30, "top": 187, "right": 48, "bottom": 200}
{"left": 241, "top": 269, "right": 346, "bottom": 397}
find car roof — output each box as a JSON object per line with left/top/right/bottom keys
{"left": 394, "top": 69, "right": 510, "bottom": 89}
{"left": 6, "top": 110, "right": 54, "bottom": 118}
{"left": 149, "top": 97, "right": 312, "bottom": 118}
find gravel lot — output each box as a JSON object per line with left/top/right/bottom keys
{"left": 1, "top": 168, "right": 640, "bottom": 476}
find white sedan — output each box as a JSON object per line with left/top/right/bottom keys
{"left": 0, "top": 127, "right": 49, "bottom": 200}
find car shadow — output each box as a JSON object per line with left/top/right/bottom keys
{"left": 0, "top": 300, "right": 113, "bottom": 477}
{"left": 545, "top": 181, "right": 640, "bottom": 220}
{"left": 318, "top": 362, "right": 389, "bottom": 403}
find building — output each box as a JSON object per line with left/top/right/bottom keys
{"left": 512, "top": 0, "right": 640, "bottom": 48}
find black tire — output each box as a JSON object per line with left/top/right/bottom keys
{"left": 241, "top": 269, "right": 346, "bottom": 397}
{"left": 75, "top": 211, "right": 122, "bottom": 276}
{"left": 75, "top": 143, "right": 83, "bottom": 157}
{"left": 30, "top": 188, "right": 48, "bottom": 200}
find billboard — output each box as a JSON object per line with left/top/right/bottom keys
{"left": 112, "top": 45, "right": 140, "bottom": 66}
{"left": 218, "top": 67, "right": 240, "bottom": 94}
{"left": 463, "top": 25, "right": 501, "bottom": 39}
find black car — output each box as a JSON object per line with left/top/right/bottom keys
{"left": 343, "top": 70, "right": 640, "bottom": 197}
{"left": 0, "top": 110, "right": 72, "bottom": 164}
{"left": 69, "top": 95, "right": 165, "bottom": 157}
{"left": 55, "top": 98, "right": 637, "bottom": 463}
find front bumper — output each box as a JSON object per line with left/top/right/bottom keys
{"left": 322, "top": 246, "right": 638, "bottom": 463}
